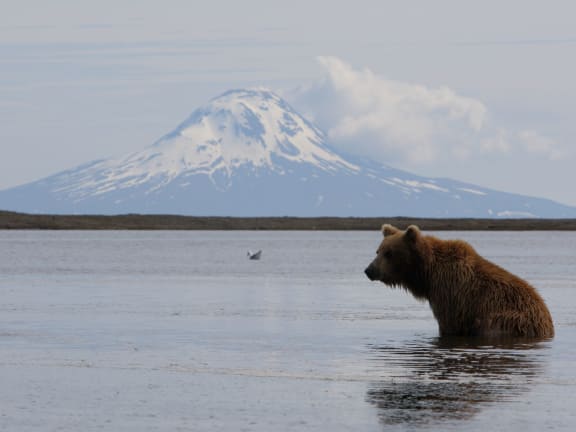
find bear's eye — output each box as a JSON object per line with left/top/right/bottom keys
{"left": 383, "top": 250, "right": 393, "bottom": 259}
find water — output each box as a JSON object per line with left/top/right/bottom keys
{"left": 0, "top": 230, "right": 574, "bottom": 431}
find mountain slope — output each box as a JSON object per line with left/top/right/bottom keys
{"left": 1, "top": 88, "right": 575, "bottom": 217}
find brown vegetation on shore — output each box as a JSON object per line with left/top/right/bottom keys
{"left": 1, "top": 210, "right": 575, "bottom": 230}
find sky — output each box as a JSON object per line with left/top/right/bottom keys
{"left": 1, "top": 0, "right": 575, "bottom": 206}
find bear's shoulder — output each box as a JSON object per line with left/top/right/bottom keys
{"left": 424, "top": 235, "right": 476, "bottom": 256}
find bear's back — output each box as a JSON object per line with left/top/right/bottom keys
{"left": 424, "top": 235, "right": 554, "bottom": 338}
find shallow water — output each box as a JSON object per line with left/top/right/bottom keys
{"left": 0, "top": 230, "right": 574, "bottom": 431}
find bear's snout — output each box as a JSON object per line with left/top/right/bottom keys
{"left": 365, "top": 264, "right": 378, "bottom": 281}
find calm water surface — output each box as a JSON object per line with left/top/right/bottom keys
{"left": 0, "top": 230, "right": 574, "bottom": 431}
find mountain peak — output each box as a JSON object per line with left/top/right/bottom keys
{"left": 25, "top": 88, "right": 359, "bottom": 199}
{"left": 212, "top": 87, "right": 282, "bottom": 103}
{"left": 147, "top": 87, "right": 358, "bottom": 177}
{"left": 2, "top": 87, "right": 576, "bottom": 217}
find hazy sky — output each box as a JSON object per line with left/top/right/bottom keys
{"left": 2, "top": 0, "right": 575, "bottom": 205}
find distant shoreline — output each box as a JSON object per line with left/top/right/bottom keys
{"left": 1, "top": 210, "right": 576, "bottom": 231}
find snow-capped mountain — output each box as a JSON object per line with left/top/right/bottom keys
{"left": 1, "top": 88, "right": 575, "bottom": 217}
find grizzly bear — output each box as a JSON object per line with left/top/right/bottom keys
{"left": 364, "top": 224, "right": 554, "bottom": 338}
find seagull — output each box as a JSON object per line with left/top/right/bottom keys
{"left": 247, "top": 250, "right": 262, "bottom": 260}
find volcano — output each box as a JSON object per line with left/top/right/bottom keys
{"left": 1, "top": 88, "right": 575, "bottom": 218}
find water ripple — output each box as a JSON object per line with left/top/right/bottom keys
{"left": 366, "top": 336, "right": 550, "bottom": 427}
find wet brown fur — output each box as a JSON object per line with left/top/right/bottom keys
{"left": 365, "top": 224, "right": 554, "bottom": 338}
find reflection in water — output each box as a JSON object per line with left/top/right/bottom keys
{"left": 366, "top": 336, "right": 550, "bottom": 427}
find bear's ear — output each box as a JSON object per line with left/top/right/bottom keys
{"left": 404, "top": 225, "right": 421, "bottom": 243}
{"left": 382, "top": 224, "right": 400, "bottom": 237}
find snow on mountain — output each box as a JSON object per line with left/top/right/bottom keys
{"left": 42, "top": 88, "right": 357, "bottom": 200}
{"left": 1, "top": 88, "right": 575, "bottom": 217}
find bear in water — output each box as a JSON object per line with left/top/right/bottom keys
{"left": 364, "top": 224, "right": 554, "bottom": 338}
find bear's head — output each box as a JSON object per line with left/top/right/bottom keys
{"left": 364, "top": 224, "right": 424, "bottom": 291}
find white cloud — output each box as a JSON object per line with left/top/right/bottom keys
{"left": 284, "top": 57, "right": 561, "bottom": 169}
{"left": 517, "top": 130, "right": 562, "bottom": 160}
{"left": 480, "top": 130, "right": 511, "bottom": 153}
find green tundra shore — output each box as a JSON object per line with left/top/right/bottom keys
{"left": 1, "top": 210, "right": 576, "bottom": 230}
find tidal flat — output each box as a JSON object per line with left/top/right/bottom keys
{"left": 0, "top": 230, "right": 574, "bottom": 431}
